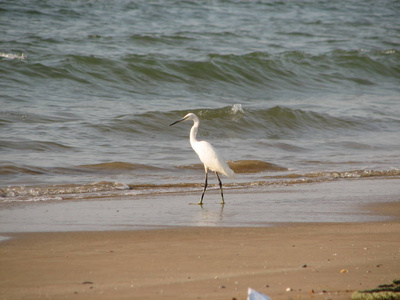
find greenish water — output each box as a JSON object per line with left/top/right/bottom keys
{"left": 1, "top": 0, "right": 400, "bottom": 202}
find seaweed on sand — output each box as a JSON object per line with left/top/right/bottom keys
{"left": 352, "top": 280, "right": 400, "bottom": 300}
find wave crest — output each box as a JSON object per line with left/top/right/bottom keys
{"left": 2, "top": 169, "right": 399, "bottom": 202}
{"left": 0, "top": 52, "right": 27, "bottom": 60}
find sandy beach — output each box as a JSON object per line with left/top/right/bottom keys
{"left": 1, "top": 179, "right": 399, "bottom": 300}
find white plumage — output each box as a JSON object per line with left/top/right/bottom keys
{"left": 170, "top": 113, "right": 235, "bottom": 205}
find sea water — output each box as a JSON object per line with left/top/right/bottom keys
{"left": 1, "top": 0, "right": 400, "bottom": 203}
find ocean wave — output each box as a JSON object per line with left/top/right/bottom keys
{"left": 0, "top": 181, "right": 130, "bottom": 199}
{"left": 0, "top": 162, "right": 162, "bottom": 177}
{"left": 0, "top": 52, "right": 27, "bottom": 60}
{"left": 123, "top": 49, "right": 400, "bottom": 94}
{"left": 2, "top": 103, "right": 389, "bottom": 149}
{"left": 3, "top": 101, "right": 366, "bottom": 135}
{"left": 164, "top": 105, "right": 390, "bottom": 140}
{"left": 2, "top": 169, "right": 399, "bottom": 202}
{"left": 3, "top": 48, "right": 397, "bottom": 97}
{"left": 2, "top": 103, "right": 397, "bottom": 165}
{"left": 0, "top": 140, "right": 72, "bottom": 152}
{"left": 265, "top": 169, "right": 400, "bottom": 180}
{"left": 96, "top": 104, "right": 400, "bottom": 141}
{"left": 2, "top": 0, "right": 399, "bottom": 197}
{"left": 2, "top": 0, "right": 399, "bottom": 102}
{"left": 229, "top": 160, "right": 287, "bottom": 173}
{"left": 0, "top": 164, "right": 47, "bottom": 176}
{"left": 78, "top": 162, "right": 163, "bottom": 173}
{"left": 0, "top": 159, "right": 284, "bottom": 178}
{"left": 178, "top": 160, "right": 287, "bottom": 173}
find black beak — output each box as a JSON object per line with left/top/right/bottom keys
{"left": 169, "top": 117, "right": 186, "bottom": 126}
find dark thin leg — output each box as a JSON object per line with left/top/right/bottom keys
{"left": 199, "top": 171, "right": 208, "bottom": 205}
{"left": 216, "top": 172, "right": 225, "bottom": 205}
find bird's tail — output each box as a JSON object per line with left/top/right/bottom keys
{"left": 225, "top": 167, "right": 236, "bottom": 179}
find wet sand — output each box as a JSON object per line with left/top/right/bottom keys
{"left": 1, "top": 178, "right": 399, "bottom": 232}
{"left": 0, "top": 178, "right": 400, "bottom": 300}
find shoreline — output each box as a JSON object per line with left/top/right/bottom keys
{"left": 1, "top": 219, "right": 399, "bottom": 300}
{"left": 1, "top": 178, "right": 399, "bottom": 233}
{"left": 0, "top": 178, "right": 399, "bottom": 300}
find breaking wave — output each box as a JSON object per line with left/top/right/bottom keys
{"left": 1, "top": 168, "right": 399, "bottom": 202}
{"left": 0, "top": 52, "right": 27, "bottom": 60}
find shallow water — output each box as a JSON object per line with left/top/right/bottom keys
{"left": 1, "top": 0, "right": 400, "bottom": 204}
{"left": 0, "top": 179, "right": 398, "bottom": 233}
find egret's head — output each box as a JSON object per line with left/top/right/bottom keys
{"left": 170, "top": 113, "right": 198, "bottom": 126}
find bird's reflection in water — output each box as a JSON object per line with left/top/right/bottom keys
{"left": 194, "top": 204, "right": 225, "bottom": 226}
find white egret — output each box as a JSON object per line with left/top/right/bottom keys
{"left": 170, "top": 113, "right": 235, "bottom": 205}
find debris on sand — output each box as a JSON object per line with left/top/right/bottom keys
{"left": 352, "top": 279, "right": 400, "bottom": 300}
{"left": 247, "top": 288, "right": 271, "bottom": 300}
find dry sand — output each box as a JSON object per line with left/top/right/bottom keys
{"left": 1, "top": 201, "right": 399, "bottom": 300}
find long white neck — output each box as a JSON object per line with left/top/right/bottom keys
{"left": 189, "top": 117, "right": 200, "bottom": 147}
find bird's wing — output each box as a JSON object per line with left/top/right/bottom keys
{"left": 192, "top": 141, "right": 235, "bottom": 178}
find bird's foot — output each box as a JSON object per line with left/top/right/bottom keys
{"left": 189, "top": 202, "right": 203, "bottom": 206}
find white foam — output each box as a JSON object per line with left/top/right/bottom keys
{"left": 231, "top": 103, "right": 244, "bottom": 114}
{"left": 0, "top": 236, "right": 12, "bottom": 243}
{"left": 0, "top": 52, "right": 27, "bottom": 60}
